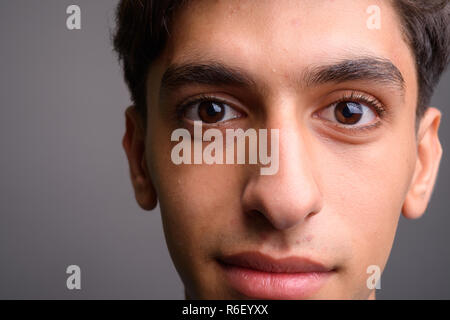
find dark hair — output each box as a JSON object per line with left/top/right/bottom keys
{"left": 391, "top": 0, "right": 449, "bottom": 120}
{"left": 113, "top": 0, "right": 449, "bottom": 122}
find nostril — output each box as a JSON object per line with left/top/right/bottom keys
{"left": 248, "top": 208, "right": 302, "bottom": 231}
{"left": 244, "top": 209, "right": 273, "bottom": 229}
{"left": 305, "top": 210, "right": 319, "bottom": 219}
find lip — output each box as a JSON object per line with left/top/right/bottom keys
{"left": 217, "top": 251, "right": 335, "bottom": 299}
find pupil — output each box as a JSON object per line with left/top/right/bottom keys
{"left": 206, "top": 103, "right": 222, "bottom": 116}
{"left": 335, "top": 102, "right": 363, "bottom": 124}
{"left": 198, "top": 101, "right": 225, "bottom": 123}
{"left": 342, "top": 103, "right": 362, "bottom": 118}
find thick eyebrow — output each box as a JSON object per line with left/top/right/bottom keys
{"left": 303, "top": 56, "right": 405, "bottom": 93}
{"left": 159, "top": 56, "right": 405, "bottom": 101}
{"left": 159, "top": 62, "right": 257, "bottom": 101}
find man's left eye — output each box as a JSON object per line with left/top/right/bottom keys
{"left": 318, "top": 101, "right": 377, "bottom": 126}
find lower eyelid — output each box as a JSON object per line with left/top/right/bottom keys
{"left": 323, "top": 118, "right": 383, "bottom": 134}
{"left": 315, "top": 108, "right": 382, "bottom": 133}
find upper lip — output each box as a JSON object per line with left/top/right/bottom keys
{"left": 218, "top": 251, "right": 333, "bottom": 273}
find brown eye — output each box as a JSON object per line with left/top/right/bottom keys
{"left": 197, "top": 101, "right": 225, "bottom": 123}
{"left": 334, "top": 102, "right": 363, "bottom": 125}
{"left": 182, "top": 97, "right": 243, "bottom": 124}
{"left": 317, "top": 98, "right": 377, "bottom": 127}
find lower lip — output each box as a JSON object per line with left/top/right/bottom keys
{"left": 219, "top": 262, "right": 333, "bottom": 299}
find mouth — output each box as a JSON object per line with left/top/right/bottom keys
{"left": 217, "top": 251, "right": 335, "bottom": 299}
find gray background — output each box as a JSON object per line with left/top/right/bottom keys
{"left": 0, "top": 0, "right": 448, "bottom": 299}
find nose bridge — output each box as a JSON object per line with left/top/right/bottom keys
{"left": 242, "top": 116, "right": 323, "bottom": 230}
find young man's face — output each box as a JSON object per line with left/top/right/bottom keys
{"left": 124, "top": 0, "right": 442, "bottom": 299}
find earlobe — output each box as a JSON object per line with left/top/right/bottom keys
{"left": 122, "top": 106, "right": 158, "bottom": 211}
{"left": 402, "top": 107, "right": 442, "bottom": 219}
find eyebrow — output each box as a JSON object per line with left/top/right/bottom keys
{"left": 159, "top": 56, "right": 405, "bottom": 101}
{"left": 159, "top": 61, "right": 257, "bottom": 101}
{"left": 303, "top": 57, "right": 405, "bottom": 92}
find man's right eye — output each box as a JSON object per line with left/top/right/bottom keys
{"left": 181, "top": 96, "right": 243, "bottom": 124}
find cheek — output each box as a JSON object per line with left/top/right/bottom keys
{"left": 157, "top": 163, "right": 243, "bottom": 225}
{"left": 318, "top": 133, "right": 416, "bottom": 262}
{"left": 145, "top": 129, "right": 247, "bottom": 296}
{"left": 312, "top": 132, "right": 415, "bottom": 298}
{"left": 148, "top": 135, "right": 245, "bottom": 256}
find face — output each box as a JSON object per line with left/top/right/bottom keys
{"left": 123, "top": 0, "right": 443, "bottom": 299}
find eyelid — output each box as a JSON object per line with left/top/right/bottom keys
{"left": 330, "top": 92, "right": 386, "bottom": 115}
{"left": 175, "top": 93, "right": 247, "bottom": 127}
{"left": 176, "top": 93, "right": 246, "bottom": 123}
{"left": 315, "top": 91, "right": 386, "bottom": 132}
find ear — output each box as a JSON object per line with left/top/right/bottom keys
{"left": 402, "top": 107, "right": 442, "bottom": 219}
{"left": 122, "top": 106, "right": 158, "bottom": 211}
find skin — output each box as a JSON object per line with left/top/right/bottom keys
{"left": 122, "top": 0, "right": 442, "bottom": 299}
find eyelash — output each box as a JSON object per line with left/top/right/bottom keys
{"left": 333, "top": 92, "right": 386, "bottom": 115}
{"left": 175, "top": 91, "right": 387, "bottom": 131}
{"left": 175, "top": 93, "right": 241, "bottom": 120}
{"left": 323, "top": 91, "right": 386, "bottom": 132}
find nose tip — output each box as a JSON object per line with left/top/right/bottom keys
{"left": 241, "top": 171, "right": 323, "bottom": 231}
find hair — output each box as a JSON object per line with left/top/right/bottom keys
{"left": 113, "top": 0, "right": 449, "bottom": 123}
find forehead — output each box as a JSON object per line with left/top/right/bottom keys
{"left": 157, "top": 0, "right": 417, "bottom": 100}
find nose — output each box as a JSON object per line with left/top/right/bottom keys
{"left": 241, "top": 123, "right": 323, "bottom": 230}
